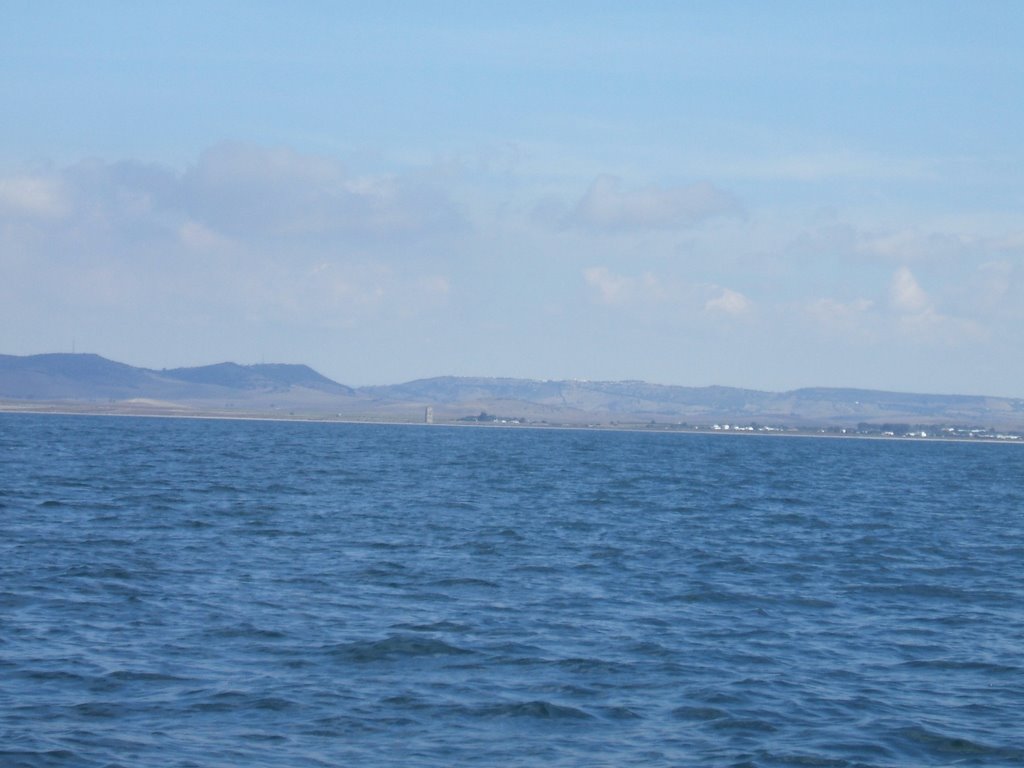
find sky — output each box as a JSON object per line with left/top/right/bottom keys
{"left": 2, "top": 2, "right": 1023, "bottom": 395}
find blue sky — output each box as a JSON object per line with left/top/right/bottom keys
{"left": 2, "top": 2, "right": 1022, "bottom": 395}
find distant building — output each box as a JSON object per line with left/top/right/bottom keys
{"left": 425, "top": 406, "right": 434, "bottom": 424}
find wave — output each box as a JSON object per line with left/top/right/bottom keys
{"left": 891, "top": 724, "right": 1024, "bottom": 762}
{"left": 474, "top": 700, "right": 593, "bottom": 720}
{"left": 324, "top": 634, "right": 474, "bottom": 662}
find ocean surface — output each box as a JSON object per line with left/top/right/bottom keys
{"left": 1, "top": 414, "right": 1022, "bottom": 767}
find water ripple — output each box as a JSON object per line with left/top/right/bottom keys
{"left": 2, "top": 414, "right": 1022, "bottom": 767}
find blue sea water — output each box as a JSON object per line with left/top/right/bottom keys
{"left": 1, "top": 414, "right": 1022, "bottom": 767}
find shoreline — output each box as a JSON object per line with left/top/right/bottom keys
{"left": 2, "top": 402, "right": 1021, "bottom": 445}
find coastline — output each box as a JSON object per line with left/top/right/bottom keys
{"left": 3, "top": 401, "right": 1021, "bottom": 445}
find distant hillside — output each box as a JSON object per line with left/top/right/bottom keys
{"left": 164, "top": 362, "right": 352, "bottom": 395}
{"left": 361, "top": 376, "right": 1024, "bottom": 428}
{"left": 0, "top": 354, "right": 353, "bottom": 405}
{"left": 2, "top": 353, "right": 1024, "bottom": 429}
{"left": 0, "top": 353, "right": 163, "bottom": 400}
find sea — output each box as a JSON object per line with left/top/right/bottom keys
{"left": 1, "top": 413, "right": 1022, "bottom": 767}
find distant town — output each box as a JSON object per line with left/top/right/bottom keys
{"left": 455, "top": 410, "right": 1022, "bottom": 441}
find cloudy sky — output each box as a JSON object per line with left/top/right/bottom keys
{"left": 2, "top": 3, "right": 1022, "bottom": 395}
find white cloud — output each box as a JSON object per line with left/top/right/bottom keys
{"left": 582, "top": 267, "right": 674, "bottom": 306}
{"left": 808, "top": 297, "right": 874, "bottom": 319}
{"left": 966, "top": 260, "right": 1017, "bottom": 311}
{"left": 793, "top": 223, "right": 979, "bottom": 265}
{"left": 563, "top": 175, "right": 740, "bottom": 231}
{"left": 883, "top": 267, "right": 988, "bottom": 344}
{"left": 0, "top": 145, "right": 464, "bottom": 252}
{"left": 801, "top": 296, "right": 882, "bottom": 346}
{"left": 0, "top": 175, "right": 68, "bottom": 219}
{"left": 181, "top": 143, "right": 464, "bottom": 239}
{"left": 219, "top": 259, "right": 452, "bottom": 330}
{"left": 705, "top": 287, "right": 751, "bottom": 315}
{"left": 178, "top": 219, "right": 236, "bottom": 252}
{"left": 583, "top": 266, "right": 638, "bottom": 304}
{"left": 0, "top": 145, "right": 469, "bottom": 346}
{"left": 804, "top": 269, "right": 991, "bottom": 347}
{"left": 583, "top": 266, "right": 750, "bottom": 319}
{"left": 861, "top": 228, "right": 971, "bottom": 263}
{"left": 889, "top": 266, "right": 930, "bottom": 313}
{"left": 806, "top": 297, "right": 875, "bottom": 336}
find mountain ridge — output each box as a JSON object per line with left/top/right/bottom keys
{"left": 2, "top": 353, "right": 1023, "bottom": 429}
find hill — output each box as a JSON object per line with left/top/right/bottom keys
{"left": 2, "top": 353, "right": 1024, "bottom": 431}
{"left": 163, "top": 362, "right": 352, "bottom": 395}
{"left": 0, "top": 354, "right": 353, "bottom": 410}
{"left": 364, "top": 376, "right": 1024, "bottom": 429}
